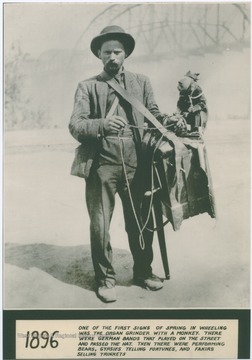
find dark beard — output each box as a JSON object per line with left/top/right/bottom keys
{"left": 105, "top": 62, "right": 120, "bottom": 75}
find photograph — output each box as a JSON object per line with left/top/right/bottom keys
{"left": 3, "top": 2, "right": 251, "bottom": 359}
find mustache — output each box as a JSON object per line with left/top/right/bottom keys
{"left": 107, "top": 60, "right": 119, "bottom": 65}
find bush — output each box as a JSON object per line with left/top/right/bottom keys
{"left": 5, "top": 43, "right": 51, "bottom": 130}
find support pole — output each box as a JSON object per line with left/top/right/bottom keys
{"left": 153, "top": 197, "right": 170, "bottom": 280}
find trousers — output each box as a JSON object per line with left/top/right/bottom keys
{"left": 85, "top": 136, "right": 154, "bottom": 286}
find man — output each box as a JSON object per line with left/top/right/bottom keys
{"left": 69, "top": 25, "right": 166, "bottom": 303}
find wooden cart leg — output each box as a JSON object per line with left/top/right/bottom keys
{"left": 153, "top": 198, "right": 170, "bottom": 280}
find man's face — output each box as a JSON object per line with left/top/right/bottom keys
{"left": 98, "top": 40, "right": 126, "bottom": 74}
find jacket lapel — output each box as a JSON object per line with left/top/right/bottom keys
{"left": 95, "top": 72, "right": 109, "bottom": 118}
{"left": 124, "top": 71, "right": 142, "bottom": 100}
{"left": 124, "top": 71, "right": 144, "bottom": 139}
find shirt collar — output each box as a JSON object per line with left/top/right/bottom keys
{"left": 99, "top": 68, "right": 125, "bottom": 84}
{"left": 103, "top": 67, "right": 124, "bottom": 80}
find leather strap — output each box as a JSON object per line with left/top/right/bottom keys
{"left": 105, "top": 77, "right": 185, "bottom": 186}
{"left": 106, "top": 78, "right": 176, "bottom": 142}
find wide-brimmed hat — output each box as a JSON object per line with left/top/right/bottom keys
{"left": 90, "top": 25, "right": 135, "bottom": 58}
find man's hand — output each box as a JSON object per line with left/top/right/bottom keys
{"left": 103, "top": 116, "right": 127, "bottom": 134}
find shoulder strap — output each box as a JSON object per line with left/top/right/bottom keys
{"left": 106, "top": 78, "right": 184, "bottom": 146}
{"left": 105, "top": 77, "right": 185, "bottom": 186}
{"left": 106, "top": 78, "right": 167, "bottom": 135}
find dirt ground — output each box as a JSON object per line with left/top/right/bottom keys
{"left": 3, "top": 119, "right": 250, "bottom": 309}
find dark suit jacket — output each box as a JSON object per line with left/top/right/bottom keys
{"left": 69, "top": 69, "right": 163, "bottom": 178}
